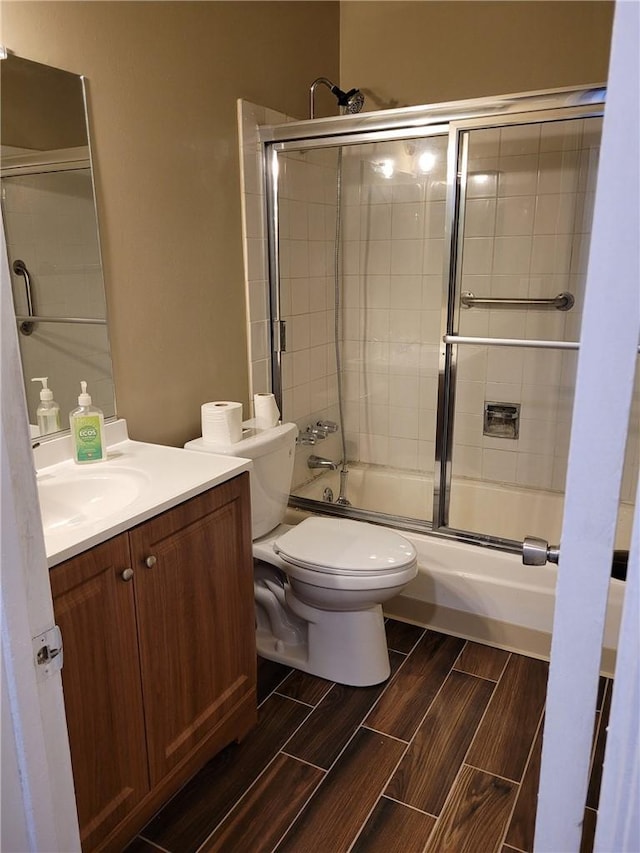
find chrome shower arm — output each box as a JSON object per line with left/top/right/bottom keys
{"left": 309, "top": 77, "right": 337, "bottom": 120}
{"left": 309, "top": 77, "right": 365, "bottom": 119}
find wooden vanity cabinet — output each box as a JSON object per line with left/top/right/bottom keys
{"left": 50, "top": 473, "right": 256, "bottom": 852}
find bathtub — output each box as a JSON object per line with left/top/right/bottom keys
{"left": 291, "top": 464, "right": 629, "bottom": 675}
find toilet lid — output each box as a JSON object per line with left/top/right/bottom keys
{"left": 273, "top": 517, "right": 417, "bottom": 575}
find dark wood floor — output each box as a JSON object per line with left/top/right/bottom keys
{"left": 125, "top": 620, "right": 610, "bottom": 853}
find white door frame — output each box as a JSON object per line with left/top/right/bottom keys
{"left": 0, "top": 221, "right": 80, "bottom": 850}
{"left": 534, "top": 1, "right": 639, "bottom": 850}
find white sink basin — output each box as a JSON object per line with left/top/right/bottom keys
{"left": 38, "top": 468, "right": 150, "bottom": 533}
{"left": 34, "top": 422, "right": 253, "bottom": 567}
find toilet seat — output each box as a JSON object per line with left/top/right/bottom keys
{"left": 273, "top": 517, "right": 417, "bottom": 578}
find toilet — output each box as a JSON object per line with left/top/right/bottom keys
{"left": 185, "top": 421, "right": 417, "bottom": 686}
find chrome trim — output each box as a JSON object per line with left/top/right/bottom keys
{"left": 260, "top": 85, "right": 605, "bottom": 144}
{"left": 264, "top": 145, "right": 283, "bottom": 409}
{"left": 522, "top": 536, "right": 561, "bottom": 566}
{"left": 461, "top": 291, "right": 575, "bottom": 311}
{"left": 269, "top": 124, "right": 451, "bottom": 153}
{"left": 15, "top": 315, "right": 107, "bottom": 326}
{"left": 433, "top": 124, "right": 468, "bottom": 528}
{"left": 288, "top": 495, "right": 523, "bottom": 554}
{"left": 444, "top": 335, "right": 580, "bottom": 350}
{"left": 446, "top": 335, "right": 640, "bottom": 353}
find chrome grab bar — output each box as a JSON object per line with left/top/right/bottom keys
{"left": 461, "top": 291, "right": 575, "bottom": 311}
{"left": 522, "top": 536, "right": 560, "bottom": 566}
{"left": 13, "top": 259, "right": 35, "bottom": 335}
{"left": 14, "top": 315, "right": 107, "bottom": 326}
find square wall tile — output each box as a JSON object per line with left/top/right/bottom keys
{"left": 495, "top": 196, "right": 535, "bottom": 236}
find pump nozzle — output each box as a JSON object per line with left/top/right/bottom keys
{"left": 32, "top": 377, "right": 53, "bottom": 401}
{"left": 78, "top": 380, "right": 92, "bottom": 407}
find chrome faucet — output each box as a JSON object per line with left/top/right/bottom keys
{"left": 307, "top": 454, "right": 338, "bottom": 470}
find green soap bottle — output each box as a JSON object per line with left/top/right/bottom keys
{"left": 69, "top": 381, "right": 106, "bottom": 464}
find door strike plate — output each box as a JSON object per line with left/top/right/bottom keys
{"left": 32, "top": 625, "right": 63, "bottom": 680}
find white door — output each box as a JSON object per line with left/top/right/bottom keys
{"left": 534, "top": 2, "right": 639, "bottom": 850}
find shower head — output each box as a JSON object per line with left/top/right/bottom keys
{"left": 309, "top": 77, "right": 365, "bottom": 119}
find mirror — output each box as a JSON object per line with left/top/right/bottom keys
{"left": 1, "top": 53, "right": 115, "bottom": 438}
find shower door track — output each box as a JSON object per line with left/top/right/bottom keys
{"left": 263, "top": 86, "right": 607, "bottom": 557}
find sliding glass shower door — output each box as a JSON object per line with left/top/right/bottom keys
{"left": 275, "top": 131, "right": 449, "bottom": 524}
{"left": 445, "top": 116, "right": 608, "bottom": 546}
{"left": 263, "top": 87, "right": 636, "bottom": 555}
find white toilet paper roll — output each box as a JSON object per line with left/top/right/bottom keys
{"left": 201, "top": 401, "right": 243, "bottom": 444}
{"left": 253, "top": 393, "right": 280, "bottom": 429}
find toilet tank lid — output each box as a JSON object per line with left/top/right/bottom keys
{"left": 273, "top": 517, "right": 417, "bottom": 574}
{"left": 185, "top": 421, "right": 297, "bottom": 460}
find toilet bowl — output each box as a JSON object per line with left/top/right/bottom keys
{"left": 185, "top": 421, "right": 418, "bottom": 686}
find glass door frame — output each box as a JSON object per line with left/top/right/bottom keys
{"left": 261, "top": 86, "right": 606, "bottom": 555}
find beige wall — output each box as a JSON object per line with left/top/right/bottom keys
{"left": 340, "top": 1, "right": 614, "bottom": 109}
{"left": 1, "top": 1, "right": 339, "bottom": 446}
{"left": 3, "top": 1, "right": 614, "bottom": 448}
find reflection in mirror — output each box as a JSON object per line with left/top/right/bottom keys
{"left": 1, "top": 53, "right": 115, "bottom": 438}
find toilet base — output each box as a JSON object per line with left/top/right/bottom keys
{"left": 256, "top": 598, "right": 391, "bottom": 687}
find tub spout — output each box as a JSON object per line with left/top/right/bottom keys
{"left": 307, "top": 454, "right": 338, "bottom": 470}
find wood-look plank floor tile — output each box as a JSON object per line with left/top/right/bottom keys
{"left": 257, "top": 657, "right": 292, "bottom": 705}
{"left": 580, "top": 806, "right": 598, "bottom": 853}
{"left": 199, "top": 753, "right": 324, "bottom": 852}
{"left": 587, "top": 681, "right": 612, "bottom": 809}
{"left": 283, "top": 651, "right": 404, "bottom": 769}
{"left": 276, "top": 668, "right": 333, "bottom": 706}
{"left": 424, "top": 765, "right": 517, "bottom": 853}
{"left": 466, "top": 654, "right": 548, "bottom": 781}
{"left": 350, "top": 796, "right": 436, "bottom": 852}
{"left": 276, "top": 728, "right": 406, "bottom": 853}
{"left": 454, "top": 642, "right": 510, "bottom": 681}
{"left": 365, "top": 631, "right": 465, "bottom": 741}
{"left": 141, "top": 694, "right": 311, "bottom": 852}
{"left": 505, "top": 719, "right": 543, "bottom": 851}
{"left": 385, "top": 670, "right": 495, "bottom": 815}
{"left": 123, "top": 837, "right": 166, "bottom": 853}
{"left": 385, "top": 618, "right": 425, "bottom": 653}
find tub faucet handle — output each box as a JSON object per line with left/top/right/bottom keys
{"left": 317, "top": 420, "right": 338, "bottom": 433}
{"left": 296, "top": 429, "right": 316, "bottom": 446}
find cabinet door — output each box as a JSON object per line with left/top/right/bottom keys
{"left": 50, "top": 534, "right": 149, "bottom": 850}
{"left": 129, "top": 474, "right": 256, "bottom": 785}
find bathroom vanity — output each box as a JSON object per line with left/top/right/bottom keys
{"left": 37, "top": 423, "right": 256, "bottom": 852}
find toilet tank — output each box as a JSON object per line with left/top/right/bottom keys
{"left": 185, "top": 422, "right": 297, "bottom": 538}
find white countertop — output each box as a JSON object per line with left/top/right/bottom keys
{"left": 36, "top": 420, "right": 252, "bottom": 568}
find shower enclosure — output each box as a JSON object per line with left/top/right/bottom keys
{"left": 257, "top": 87, "right": 637, "bottom": 559}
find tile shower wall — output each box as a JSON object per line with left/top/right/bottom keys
{"left": 338, "top": 137, "right": 449, "bottom": 474}
{"left": 238, "top": 101, "right": 342, "bottom": 489}
{"left": 451, "top": 118, "right": 630, "bottom": 495}
{"left": 239, "top": 105, "right": 638, "bottom": 506}
{"left": 2, "top": 169, "right": 114, "bottom": 422}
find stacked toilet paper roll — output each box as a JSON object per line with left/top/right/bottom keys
{"left": 201, "top": 401, "right": 243, "bottom": 444}
{"left": 253, "top": 393, "right": 280, "bottom": 429}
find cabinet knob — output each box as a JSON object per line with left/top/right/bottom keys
{"left": 145, "top": 555, "right": 157, "bottom": 568}
{"left": 121, "top": 568, "right": 134, "bottom": 582}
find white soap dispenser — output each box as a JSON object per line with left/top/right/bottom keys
{"left": 69, "top": 381, "right": 107, "bottom": 463}
{"left": 31, "top": 377, "right": 61, "bottom": 436}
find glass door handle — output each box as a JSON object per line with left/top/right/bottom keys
{"left": 522, "top": 536, "right": 560, "bottom": 566}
